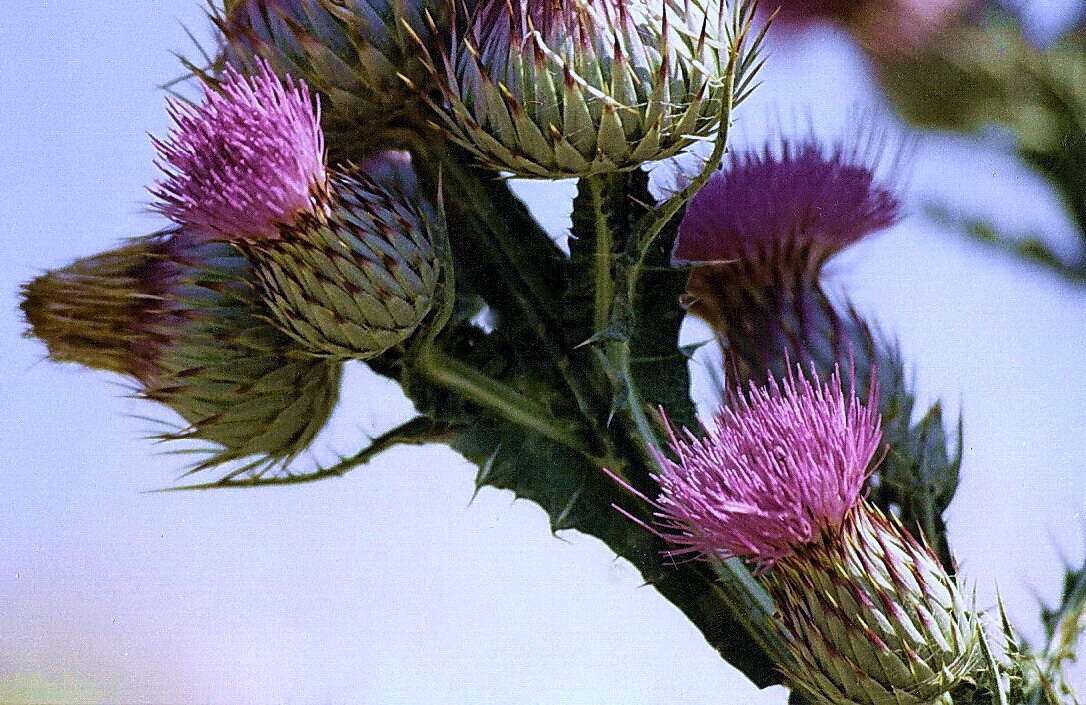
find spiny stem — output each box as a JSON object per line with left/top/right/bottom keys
{"left": 578, "top": 172, "right": 664, "bottom": 469}
{"left": 402, "top": 162, "right": 601, "bottom": 463}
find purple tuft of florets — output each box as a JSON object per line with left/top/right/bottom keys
{"left": 648, "top": 367, "right": 882, "bottom": 571}
{"left": 150, "top": 59, "right": 326, "bottom": 241}
{"left": 672, "top": 135, "right": 901, "bottom": 268}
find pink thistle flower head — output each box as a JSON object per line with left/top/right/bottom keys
{"left": 649, "top": 367, "right": 882, "bottom": 571}
{"left": 672, "top": 134, "right": 901, "bottom": 273}
{"left": 150, "top": 59, "right": 326, "bottom": 241}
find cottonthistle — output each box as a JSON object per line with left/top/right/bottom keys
{"left": 217, "top": 0, "right": 438, "bottom": 160}
{"left": 151, "top": 61, "right": 443, "bottom": 360}
{"left": 422, "top": 0, "right": 733, "bottom": 178}
{"left": 647, "top": 369, "right": 983, "bottom": 705}
{"left": 674, "top": 133, "right": 900, "bottom": 385}
{"left": 20, "top": 234, "right": 342, "bottom": 473}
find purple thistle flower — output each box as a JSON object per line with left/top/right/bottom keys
{"left": 150, "top": 59, "right": 326, "bottom": 241}
{"left": 646, "top": 367, "right": 882, "bottom": 571}
{"left": 673, "top": 134, "right": 901, "bottom": 274}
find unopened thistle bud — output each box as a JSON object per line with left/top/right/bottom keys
{"left": 20, "top": 235, "right": 341, "bottom": 473}
{"left": 771, "top": 505, "right": 981, "bottom": 705}
{"left": 424, "top": 0, "right": 731, "bottom": 178}
{"left": 646, "top": 369, "right": 982, "bottom": 705}
{"left": 151, "top": 62, "right": 443, "bottom": 360}
{"left": 218, "top": 0, "right": 438, "bottom": 160}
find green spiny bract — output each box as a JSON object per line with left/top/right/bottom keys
{"left": 246, "top": 163, "right": 442, "bottom": 359}
{"left": 420, "top": 0, "right": 732, "bottom": 178}
{"left": 21, "top": 235, "right": 342, "bottom": 474}
{"left": 769, "top": 506, "right": 983, "bottom": 705}
{"left": 217, "top": 0, "right": 446, "bottom": 161}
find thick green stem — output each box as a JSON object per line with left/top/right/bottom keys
{"left": 611, "top": 337, "right": 663, "bottom": 451}
{"left": 574, "top": 172, "right": 664, "bottom": 470}
{"left": 414, "top": 136, "right": 605, "bottom": 434}
{"left": 416, "top": 348, "right": 593, "bottom": 458}
{"left": 579, "top": 176, "right": 617, "bottom": 336}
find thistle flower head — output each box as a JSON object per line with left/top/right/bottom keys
{"left": 217, "top": 0, "right": 437, "bottom": 162}
{"left": 673, "top": 133, "right": 901, "bottom": 270}
{"left": 20, "top": 233, "right": 342, "bottom": 474}
{"left": 426, "top": 0, "right": 737, "bottom": 178}
{"left": 151, "top": 59, "right": 326, "bottom": 241}
{"left": 651, "top": 367, "right": 881, "bottom": 570}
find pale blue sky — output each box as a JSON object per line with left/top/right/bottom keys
{"left": 1, "top": 2, "right": 1084, "bottom": 704}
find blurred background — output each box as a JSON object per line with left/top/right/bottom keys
{"left": 1, "top": 1, "right": 1084, "bottom": 703}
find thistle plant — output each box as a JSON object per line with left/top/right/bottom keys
{"left": 15, "top": 0, "right": 1080, "bottom": 701}
{"left": 418, "top": 0, "right": 747, "bottom": 177}
{"left": 215, "top": 0, "right": 441, "bottom": 161}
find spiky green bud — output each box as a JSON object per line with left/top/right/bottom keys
{"left": 769, "top": 506, "right": 983, "bottom": 705}
{"left": 422, "top": 0, "right": 732, "bottom": 178}
{"left": 245, "top": 159, "right": 443, "bottom": 359}
{"left": 21, "top": 235, "right": 341, "bottom": 474}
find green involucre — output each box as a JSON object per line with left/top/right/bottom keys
{"left": 769, "top": 506, "right": 983, "bottom": 705}
{"left": 248, "top": 168, "right": 442, "bottom": 359}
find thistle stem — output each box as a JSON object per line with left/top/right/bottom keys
{"left": 579, "top": 175, "right": 617, "bottom": 336}
{"left": 397, "top": 129, "right": 605, "bottom": 434}
{"left": 591, "top": 2, "right": 750, "bottom": 463}
{"left": 402, "top": 159, "right": 600, "bottom": 463}
{"left": 416, "top": 348, "right": 592, "bottom": 456}
{"left": 577, "top": 172, "right": 664, "bottom": 469}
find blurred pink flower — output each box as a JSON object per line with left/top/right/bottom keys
{"left": 770, "top": 0, "right": 972, "bottom": 52}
